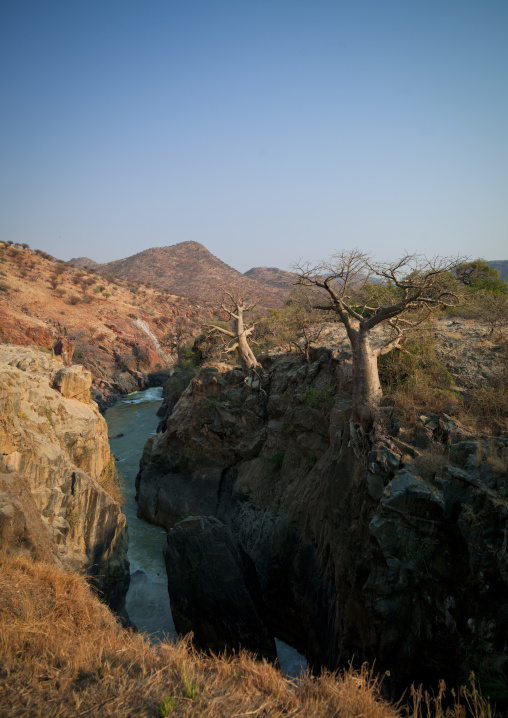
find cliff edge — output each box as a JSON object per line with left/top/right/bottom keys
{"left": 0, "top": 345, "right": 129, "bottom": 611}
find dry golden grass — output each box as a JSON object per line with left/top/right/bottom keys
{"left": 413, "top": 443, "right": 448, "bottom": 479}
{"left": 458, "top": 382, "right": 508, "bottom": 435}
{"left": 390, "top": 385, "right": 458, "bottom": 424}
{"left": 0, "top": 553, "right": 493, "bottom": 717}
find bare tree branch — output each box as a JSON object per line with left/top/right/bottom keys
{"left": 293, "top": 249, "right": 465, "bottom": 429}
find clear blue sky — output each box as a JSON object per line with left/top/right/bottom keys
{"left": 1, "top": 0, "right": 507, "bottom": 272}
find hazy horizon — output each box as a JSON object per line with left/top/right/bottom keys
{"left": 64, "top": 239, "right": 506, "bottom": 276}
{"left": 1, "top": 1, "right": 507, "bottom": 272}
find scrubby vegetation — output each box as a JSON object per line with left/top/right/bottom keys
{"left": 378, "top": 335, "right": 456, "bottom": 418}
{"left": 0, "top": 553, "right": 493, "bottom": 717}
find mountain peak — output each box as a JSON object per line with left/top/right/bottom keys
{"left": 98, "top": 243, "right": 288, "bottom": 307}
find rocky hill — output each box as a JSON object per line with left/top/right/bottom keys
{"left": 0, "top": 242, "right": 208, "bottom": 407}
{"left": 76, "top": 244, "right": 508, "bottom": 304}
{"left": 0, "top": 346, "right": 129, "bottom": 611}
{"left": 244, "top": 266, "right": 296, "bottom": 290}
{"left": 96, "top": 242, "right": 289, "bottom": 307}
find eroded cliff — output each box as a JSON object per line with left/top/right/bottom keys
{"left": 0, "top": 345, "right": 129, "bottom": 611}
{"left": 137, "top": 349, "right": 508, "bottom": 694}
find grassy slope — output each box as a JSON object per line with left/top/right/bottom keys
{"left": 0, "top": 553, "right": 491, "bottom": 718}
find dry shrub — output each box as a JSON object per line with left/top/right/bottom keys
{"left": 0, "top": 553, "right": 493, "bottom": 718}
{"left": 458, "top": 348, "right": 508, "bottom": 433}
{"left": 486, "top": 452, "right": 508, "bottom": 475}
{"left": 472, "top": 292, "right": 508, "bottom": 339}
{"left": 391, "top": 385, "right": 458, "bottom": 425}
{"left": 413, "top": 443, "right": 448, "bottom": 479}
{"left": 407, "top": 678, "right": 492, "bottom": 718}
{"left": 99, "top": 455, "right": 124, "bottom": 505}
{"left": 459, "top": 384, "right": 508, "bottom": 434}
{"left": 379, "top": 338, "right": 458, "bottom": 424}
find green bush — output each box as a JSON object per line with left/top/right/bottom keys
{"left": 301, "top": 386, "right": 334, "bottom": 408}
{"left": 266, "top": 452, "right": 285, "bottom": 469}
{"left": 454, "top": 259, "right": 508, "bottom": 295}
{"left": 175, "top": 347, "right": 199, "bottom": 374}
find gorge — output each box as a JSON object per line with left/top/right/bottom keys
{"left": 136, "top": 343, "right": 508, "bottom": 699}
{"left": 0, "top": 240, "right": 506, "bottom": 714}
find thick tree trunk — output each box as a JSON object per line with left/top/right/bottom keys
{"left": 233, "top": 316, "right": 260, "bottom": 374}
{"left": 350, "top": 327, "right": 382, "bottom": 428}
{"left": 237, "top": 334, "right": 260, "bottom": 373}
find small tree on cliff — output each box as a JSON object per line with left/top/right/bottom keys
{"left": 262, "top": 288, "right": 328, "bottom": 360}
{"left": 205, "top": 289, "right": 261, "bottom": 374}
{"left": 295, "top": 249, "right": 461, "bottom": 430}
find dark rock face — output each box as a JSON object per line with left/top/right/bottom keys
{"left": 367, "top": 463, "right": 508, "bottom": 684}
{"left": 137, "top": 349, "right": 508, "bottom": 692}
{"left": 164, "top": 516, "right": 276, "bottom": 661}
{"left": 53, "top": 336, "right": 74, "bottom": 366}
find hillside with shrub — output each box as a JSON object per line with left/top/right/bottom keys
{"left": 0, "top": 241, "right": 208, "bottom": 407}
{"left": 0, "top": 551, "right": 493, "bottom": 717}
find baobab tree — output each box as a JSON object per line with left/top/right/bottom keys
{"left": 295, "top": 249, "right": 462, "bottom": 430}
{"left": 205, "top": 289, "right": 261, "bottom": 374}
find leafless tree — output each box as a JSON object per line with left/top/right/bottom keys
{"left": 295, "top": 249, "right": 462, "bottom": 429}
{"left": 472, "top": 291, "right": 508, "bottom": 338}
{"left": 205, "top": 289, "right": 261, "bottom": 374}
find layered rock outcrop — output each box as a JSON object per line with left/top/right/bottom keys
{"left": 0, "top": 345, "right": 129, "bottom": 611}
{"left": 137, "top": 350, "right": 508, "bottom": 692}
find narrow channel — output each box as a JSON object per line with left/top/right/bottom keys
{"left": 105, "top": 386, "right": 306, "bottom": 676}
{"left": 106, "top": 386, "right": 175, "bottom": 641}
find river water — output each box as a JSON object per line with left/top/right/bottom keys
{"left": 105, "top": 386, "right": 306, "bottom": 676}
{"left": 106, "top": 386, "right": 174, "bottom": 640}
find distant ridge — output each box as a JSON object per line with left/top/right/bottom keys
{"left": 69, "top": 257, "right": 101, "bottom": 269}
{"left": 97, "top": 242, "right": 288, "bottom": 307}
{"left": 489, "top": 260, "right": 508, "bottom": 283}
{"left": 244, "top": 266, "right": 296, "bottom": 290}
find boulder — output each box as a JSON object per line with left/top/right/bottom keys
{"left": 52, "top": 364, "right": 92, "bottom": 402}
{"left": 0, "top": 469, "right": 54, "bottom": 562}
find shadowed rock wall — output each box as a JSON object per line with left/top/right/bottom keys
{"left": 137, "top": 351, "right": 508, "bottom": 691}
